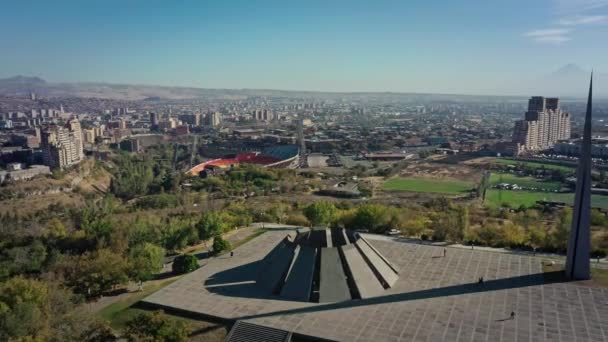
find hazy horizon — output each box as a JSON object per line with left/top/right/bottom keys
{"left": 1, "top": 0, "right": 607, "bottom": 96}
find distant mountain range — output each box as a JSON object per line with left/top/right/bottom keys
{"left": 534, "top": 64, "right": 606, "bottom": 98}
{"left": 0, "top": 65, "right": 605, "bottom": 100}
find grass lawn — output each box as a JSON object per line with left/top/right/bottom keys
{"left": 486, "top": 189, "right": 608, "bottom": 209}
{"left": 97, "top": 277, "right": 181, "bottom": 330}
{"left": 489, "top": 173, "right": 562, "bottom": 191}
{"left": 493, "top": 158, "right": 575, "bottom": 172}
{"left": 228, "top": 228, "right": 266, "bottom": 251}
{"left": 96, "top": 228, "right": 269, "bottom": 339}
{"left": 96, "top": 273, "right": 229, "bottom": 342}
{"left": 382, "top": 177, "right": 474, "bottom": 194}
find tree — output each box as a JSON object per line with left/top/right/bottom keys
{"left": 431, "top": 213, "right": 458, "bottom": 242}
{"left": 0, "top": 277, "right": 50, "bottom": 340}
{"left": 548, "top": 207, "right": 572, "bottom": 252}
{"left": 125, "top": 311, "right": 190, "bottom": 342}
{"left": 527, "top": 225, "right": 546, "bottom": 254}
{"left": 212, "top": 236, "right": 231, "bottom": 255}
{"left": 502, "top": 223, "right": 527, "bottom": 248}
{"left": 58, "top": 249, "right": 130, "bottom": 297}
{"left": 348, "top": 204, "right": 392, "bottom": 233}
{"left": 196, "top": 212, "right": 230, "bottom": 241}
{"left": 163, "top": 222, "right": 198, "bottom": 253}
{"left": 129, "top": 243, "right": 165, "bottom": 283}
{"left": 476, "top": 224, "right": 503, "bottom": 247}
{"left": 303, "top": 201, "right": 337, "bottom": 226}
{"left": 172, "top": 254, "right": 198, "bottom": 275}
{"left": 0, "top": 277, "right": 99, "bottom": 341}
{"left": 45, "top": 218, "right": 68, "bottom": 239}
{"left": 80, "top": 320, "right": 117, "bottom": 342}
{"left": 456, "top": 206, "right": 469, "bottom": 241}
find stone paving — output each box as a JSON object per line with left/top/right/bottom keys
{"left": 143, "top": 229, "right": 608, "bottom": 342}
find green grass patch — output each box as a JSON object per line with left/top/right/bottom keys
{"left": 230, "top": 228, "right": 266, "bottom": 250}
{"left": 486, "top": 189, "right": 608, "bottom": 209}
{"left": 382, "top": 177, "right": 474, "bottom": 194}
{"left": 493, "top": 158, "right": 574, "bottom": 172}
{"left": 97, "top": 277, "right": 180, "bottom": 330}
{"left": 489, "top": 173, "right": 562, "bottom": 191}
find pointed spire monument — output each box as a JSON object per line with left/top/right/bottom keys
{"left": 565, "top": 73, "right": 593, "bottom": 280}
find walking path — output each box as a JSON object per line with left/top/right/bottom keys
{"left": 90, "top": 225, "right": 262, "bottom": 313}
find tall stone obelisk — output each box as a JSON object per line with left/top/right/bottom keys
{"left": 565, "top": 74, "right": 593, "bottom": 280}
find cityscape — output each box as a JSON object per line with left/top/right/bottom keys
{"left": 1, "top": 1, "right": 608, "bottom": 342}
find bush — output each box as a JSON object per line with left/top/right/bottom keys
{"left": 134, "top": 194, "right": 178, "bottom": 209}
{"left": 303, "top": 201, "right": 337, "bottom": 226}
{"left": 125, "top": 311, "right": 190, "bottom": 342}
{"left": 172, "top": 254, "right": 198, "bottom": 274}
{"left": 212, "top": 236, "right": 231, "bottom": 255}
{"left": 285, "top": 213, "right": 310, "bottom": 226}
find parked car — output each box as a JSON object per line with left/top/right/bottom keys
{"left": 385, "top": 229, "right": 400, "bottom": 236}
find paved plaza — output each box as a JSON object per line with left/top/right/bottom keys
{"left": 143, "top": 229, "right": 608, "bottom": 341}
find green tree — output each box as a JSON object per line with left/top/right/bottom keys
{"left": 548, "top": 207, "right": 572, "bottom": 252}
{"left": 59, "top": 249, "right": 130, "bottom": 297}
{"left": 163, "top": 221, "right": 198, "bottom": 253}
{"left": 80, "top": 320, "right": 117, "bottom": 342}
{"left": 45, "top": 218, "right": 68, "bottom": 239}
{"left": 527, "top": 225, "right": 546, "bottom": 254}
{"left": 129, "top": 243, "right": 165, "bottom": 283}
{"left": 196, "top": 212, "right": 231, "bottom": 241}
{"left": 0, "top": 277, "right": 50, "bottom": 340}
{"left": 348, "top": 204, "right": 392, "bottom": 233}
{"left": 212, "top": 235, "right": 231, "bottom": 255}
{"left": 456, "top": 206, "right": 469, "bottom": 241}
{"left": 125, "top": 311, "right": 190, "bottom": 342}
{"left": 172, "top": 254, "right": 198, "bottom": 275}
{"left": 0, "top": 277, "right": 98, "bottom": 341}
{"left": 303, "top": 201, "right": 337, "bottom": 226}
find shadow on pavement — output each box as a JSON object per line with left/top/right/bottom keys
{"left": 234, "top": 271, "right": 569, "bottom": 321}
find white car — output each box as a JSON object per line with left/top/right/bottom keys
{"left": 385, "top": 229, "right": 400, "bottom": 236}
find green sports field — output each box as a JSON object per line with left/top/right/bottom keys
{"left": 382, "top": 177, "right": 474, "bottom": 195}
{"left": 485, "top": 189, "right": 608, "bottom": 209}
{"left": 489, "top": 173, "right": 562, "bottom": 191}
{"left": 493, "top": 159, "right": 575, "bottom": 172}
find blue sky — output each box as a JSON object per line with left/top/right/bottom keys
{"left": 0, "top": 0, "right": 606, "bottom": 94}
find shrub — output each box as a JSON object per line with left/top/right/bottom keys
{"left": 285, "top": 213, "right": 310, "bottom": 226}
{"left": 212, "top": 236, "right": 231, "bottom": 255}
{"left": 125, "top": 311, "right": 190, "bottom": 342}
{"left": 172, "top": 254, "right": 198, "bottom": 274}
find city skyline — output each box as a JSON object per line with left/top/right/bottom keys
{"left": 1, "top": 0, "right": 607, "bottom": 96}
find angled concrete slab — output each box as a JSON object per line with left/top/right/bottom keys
{"left": 319, "top": 247, "right": 351, "bottom": 303}
{"left": 281, "top": 245, "right": 316, "bottom": 302}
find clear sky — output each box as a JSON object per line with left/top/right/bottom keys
{"left": 0, "top": 0, "right": 606, "bottom": 94}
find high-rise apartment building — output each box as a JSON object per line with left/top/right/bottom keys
{"left": 512, "top": 96, "right": 570, "bottom": 153}
{"left": 149, "top": 112, "right": 159, "bottom": 127}
{"left": 252, "top": 109, "right": 274, "bottom": 121}
{"left": 178, "top": 113, "right": 201, "bottom": 127}
{"left": 41, "top": 119, "right": 84, "bottom": 169}
{"left": 204, "top": 112, "right": 222, "bottom": 127}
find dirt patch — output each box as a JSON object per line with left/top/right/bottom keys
{"left": 397, "top": 161, "right": 483, "bottom": 183}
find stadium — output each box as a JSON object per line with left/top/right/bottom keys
{"left": 186, "top": 144, "right": 299, "bottom": 177}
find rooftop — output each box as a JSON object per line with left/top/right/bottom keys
{"left": 143, "top": 228, "right": 608, "bottom": 341}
